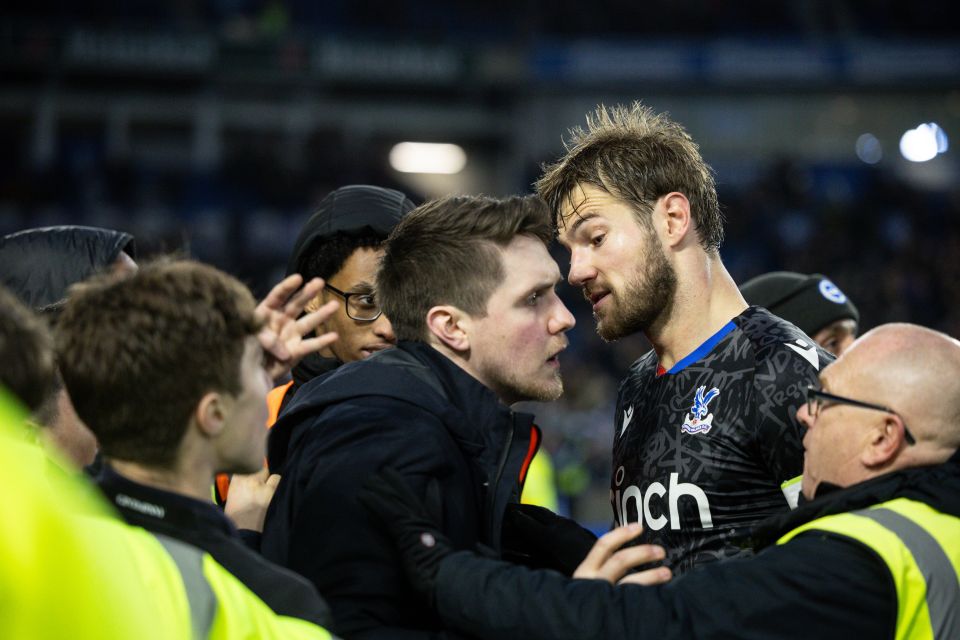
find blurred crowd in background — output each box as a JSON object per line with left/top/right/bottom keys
{"left": 3, "top": 0, "right": 958, "bottom": 526}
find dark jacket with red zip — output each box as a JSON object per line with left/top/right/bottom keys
{"left": 261, "top": 340, "right": 540, "bottom": 640}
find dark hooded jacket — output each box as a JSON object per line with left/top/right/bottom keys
{"left": 261, "top": 340, "right": 539, "bottom": 639}
{"left": 0, "top": 226, "right": 135, "bottom": 314}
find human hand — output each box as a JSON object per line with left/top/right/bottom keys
{"left": 501, "top": 503, "right": 597, "bottom": 575}
{"left": 223, "top": 467, "right": 282, "bottom": 533}
{"left": 256, "top": 274, "right": 339, "bottom": 382}
{"left": 572, "top": 524, "right": 672, "bottom": 586}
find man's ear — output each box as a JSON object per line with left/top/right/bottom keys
{"left": 862, "top": 415, "right": 906, "bottom": 468}
{"left": 426, "top": 305, "right": 471, "bottom": 353}
{"left": 193, "top": 391, "right": 229, "bottom": 439}
{"left": 660, "top": 192, "right": 692, "bottom": 249}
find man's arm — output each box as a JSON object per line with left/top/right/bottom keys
{"left": 435, "top": 533, "right": 893, "bottom": 640}
{"left": 274, "top": 411, "right": 464, "bottom": 638}
{"left": 358, "top": 468, "right": 894, "bottom": 640}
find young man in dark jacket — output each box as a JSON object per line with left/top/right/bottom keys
{"left": 362, "top": 322, "right": 960, "bottom": 640}
{"left": 55, "top": 259, "right": 340, "bottom": 630}
{"left": 261, "top": 195, "right": 578, "bottom": 638}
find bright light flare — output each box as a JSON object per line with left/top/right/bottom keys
{"left": 899, "top": 123, "right": 949, "bottom": 163}
{"left": 389, "top": 142, "right": 467, "bottom": 174}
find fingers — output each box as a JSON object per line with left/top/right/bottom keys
{"left": 265, "top": 473, "right": 281, "bottom": 490}
{"left": 257, "top": 275, "right": 325, "bottom": 324}
{"left": 574, "top": 523, "right": 644, "bottom": 577}
{"left": 282, "top": 277, "right": 325, "bottom": 319}
{"left": 296, "top": 332, "right": 339, "bottom": 358}
{"left": 293, "top": 300, "right": 339, "bottom": 337}
{"left": 258, "top": 274, "right": 304, "bottom": 316}
{"left": 258, "top": 327, "right": 291, "bottom": 364}
{"left": 619, "top": 565, "right": 672, "bottom": 586}
{"left": 598, "top": 544, "right": 666, "bottom": 583}
{"left": 573, "top": 524, "right": 669, "bottom": 585}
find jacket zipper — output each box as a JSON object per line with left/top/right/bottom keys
{"left": 487, "top": 414, "right": 516, "bottom": 546}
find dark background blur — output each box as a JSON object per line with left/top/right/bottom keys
{"left": 3, "top": 1, "right": 958, "bottom": 525}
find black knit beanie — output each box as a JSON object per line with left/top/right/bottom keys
{"left": 286, "top": 185, "right": 415, "bottom": 277}
{"left": 740, "top": 271, "right": 859, "bottom": 336}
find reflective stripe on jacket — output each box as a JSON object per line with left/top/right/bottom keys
{"left": 778, "top": 497, "right": 960, "bottom": 640}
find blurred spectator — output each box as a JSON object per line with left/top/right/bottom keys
{"left": 0, "top": 225, "right": 136, "bottom": 468}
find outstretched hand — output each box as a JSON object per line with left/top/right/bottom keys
{"left": 256, "top": 274, "right": 339, "bottom": 382}
{"left": 572, "top": 524, "right": 673, "bottom": 586}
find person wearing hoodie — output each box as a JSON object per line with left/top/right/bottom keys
{"left": 0, "top": 225, "right": 137, "bottom": 468}
{"left": 271, "top": 185, "right": 415, "bottom": 412}
{"left": 215, "top": 185, "right": 415, "bottom": 505}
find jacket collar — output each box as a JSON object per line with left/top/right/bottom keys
{"left": 398, "top": 342, "right": 538, "bottom": 453}
{"left": 290, "top": 352, "right": 342, "bottom": 392}
{"left": 752, "top": 448, "right": 960, "bottom": 548}
{"left": 96, "top": 464, "right": 236, "bottom": 539}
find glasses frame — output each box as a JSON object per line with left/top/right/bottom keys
{"left": 324, "top": 284, "right": 383, "bottom": 322}
{"left": 804, "top": 386, "right": 916, "bottom": 445}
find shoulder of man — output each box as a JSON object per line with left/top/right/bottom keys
{"left": 268, "top": 349, "right": 451, "bottom": 472}
{"left": 738, "top": 306, "right": 835, "bottom": 375}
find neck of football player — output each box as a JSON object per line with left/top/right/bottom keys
{"left": 108, "top": 440, "right": 216, "bottom": 504}
{"left": 650, "top": 252, "right": 748, "bottom": 371}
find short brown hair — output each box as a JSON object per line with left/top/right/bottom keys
{"left": 536, "top": 102, "right": 724, "bottom": 252}
{"left": 0, "top": 285, "right": 56, "bottom": 412}
{"left": 378, "top": 194, "right": 552, "bottom": 342}
{"left": 55, "top": 259, "right": 261, "bottom": 468}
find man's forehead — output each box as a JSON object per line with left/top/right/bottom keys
{"left": 558, "top": 183, "right": 601, "bottom": 220}
{"left": 500, "top": 238, "right": 561, "bottom": 283}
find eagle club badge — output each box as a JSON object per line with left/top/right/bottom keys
{"left": 681, "top": 386, "right": 720, "bottom": 435}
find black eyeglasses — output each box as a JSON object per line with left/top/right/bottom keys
{"left": 324, "top": 284, "right": 383, "bottom": 322}
{"left": 804, "top": 386, "right": 916, "bottom": 445}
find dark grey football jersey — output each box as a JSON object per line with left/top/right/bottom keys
{"left": 611, "top": 306, "right": 833, "bottom": 574}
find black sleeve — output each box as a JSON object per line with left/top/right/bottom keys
{"left": 236, "top": 528, "right": 261, "bottom": 552}
{"left": 435, "top": 533, "right": 895, "bottom": 640}
{"left": 280, "top": 403, "right": 463, "bottom": 638}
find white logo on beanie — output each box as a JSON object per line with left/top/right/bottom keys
{"left": 818, "top": 279, "right": 847, "bottom": 304}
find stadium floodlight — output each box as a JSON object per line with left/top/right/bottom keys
{"left": 899, "top": 123, "right": 949, "bottom": 163}
{"left": 389, "top": 142, "right": 467, "bottom": 174}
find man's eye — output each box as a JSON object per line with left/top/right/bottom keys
{"left": 526, "top": 292, "right": 541, "bottom": 306}
{"left": 591, "top": 233, "right": 605, "bottom": 247}
{"left": 354, "top": 294, "right": 377, "bottom": 308}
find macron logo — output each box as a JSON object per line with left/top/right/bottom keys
{"left": 785, "top": 339, "right": 820, "bottom": 371}
{"left": 621, "top": 406, "right": 634, "bottom": 437}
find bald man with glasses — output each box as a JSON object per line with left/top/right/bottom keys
{"left": 361, "top": 322, "right": 960, "bottom": 640}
